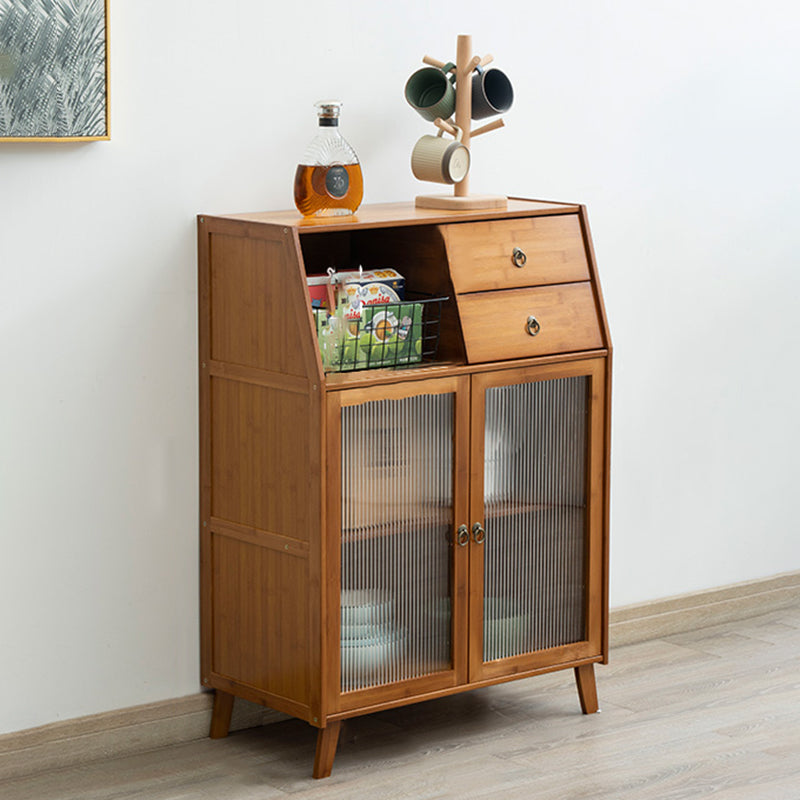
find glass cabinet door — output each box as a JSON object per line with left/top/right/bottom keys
{"left": 469, "top": 359, "right": 607, "bottom": 680}
{"left": 330, "top": 377, "right": 470, "bottom": 710}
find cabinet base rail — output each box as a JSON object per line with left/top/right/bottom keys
{"left": 207, "top": 664, "right": 600, "bottom": 779}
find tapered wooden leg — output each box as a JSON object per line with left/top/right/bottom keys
{"left": 312, "top": 720, "right": 342, "bottom": 779}
{"left": 209, "top": 690, "right": 235, "bottom": 739}
{"left": 574, "top": 663, "right": 599, "bottom": 714}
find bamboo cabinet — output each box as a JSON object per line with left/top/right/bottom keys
{"left": 197, "top": 198, "right": 612, "bottom": 778}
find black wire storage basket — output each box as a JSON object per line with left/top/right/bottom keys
{"left": 314, "top": 295, "right": 447, "bottom": 373}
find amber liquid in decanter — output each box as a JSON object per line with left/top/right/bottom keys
{"left": 294, "top": 163, "right": 364, "bottom": 217}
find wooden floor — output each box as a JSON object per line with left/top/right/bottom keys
{"left": 3, "top": 606, "right": 799, "bottom": 799}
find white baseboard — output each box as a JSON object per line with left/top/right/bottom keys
{"left": 2, "top": 570, "right": 798, "bottom": 782}
{"left": 0, "top": 693, "right": 287, "bottom": 783}
{"left": 609, "top": 570, "right": 800, "bottom": 646}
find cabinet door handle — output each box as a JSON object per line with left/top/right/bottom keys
{"left": 472, "top": 522, "right": 486, "bottom": 544}
{"left": 512, "top": 247, "right": 527, "bottom": 268}
{"left": 456, "top": 524, "right": 470, "bottom": 547}
{"left": 526, "top": 315, "right": 541, "bottom": 337}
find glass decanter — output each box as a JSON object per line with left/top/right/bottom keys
{"left": 294, "top": 101, "right": 364, "bottom": 217}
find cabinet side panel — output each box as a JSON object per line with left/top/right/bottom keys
{"left": 198, "top": 219, "right": 213, "bottom": 679}
{"left": 210, "top": 377, "right": 311, "bottom": 541}
{"left": 209, "top": 233, "right": 307, "bottom": 376}
{"left": 578, "top": 205, "right": 612, "bottom": 352}
{"left": 211, "top": 532, "right": 310, "bottom": 706}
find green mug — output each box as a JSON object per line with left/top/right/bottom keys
{"left": 404, "top": 62, "right": 457, "bottom": 122}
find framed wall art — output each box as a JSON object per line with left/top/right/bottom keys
{"left": 0, "top": 0, "right": 109, "bottom": 142}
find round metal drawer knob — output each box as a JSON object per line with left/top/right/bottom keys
{"left": 512, "top": 247, "right": 527, "bottom": 268}
{"left": 526, "top": 315, "right": 541, "bottom": 337}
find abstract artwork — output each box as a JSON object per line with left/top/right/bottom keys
{"left": 0, "top": 0, "right": 108, "bottom": 141}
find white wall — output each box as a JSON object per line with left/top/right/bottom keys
{"left": 1, "top": 0, "right": 798, "bottom": 734}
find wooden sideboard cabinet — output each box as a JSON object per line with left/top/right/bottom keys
{"left": 197, "top": 198, "right": 612, "bottom": 778}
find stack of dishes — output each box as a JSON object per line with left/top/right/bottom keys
{"left": 340, "top": 589, "right": 403, "bottom": 686}
{"left": 483, "top": 597, "right": 526, "bottom": 662}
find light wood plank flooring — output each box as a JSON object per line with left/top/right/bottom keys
{"left": 3, "top": 605, "right": 799, "bottom": 799}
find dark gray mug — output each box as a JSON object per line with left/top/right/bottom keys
{"left": 471, "top": 66, "right": 514, "bottom": 120}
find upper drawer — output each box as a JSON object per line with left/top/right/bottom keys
{"left": 457, "top": 283, "right": 604, "bottom": 363}
{"left": 442, "top": 214, "right": 590, "bottom": 293}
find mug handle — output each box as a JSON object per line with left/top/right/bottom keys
{"left": 471, "top": 50, "right": 495, "bottom": 75}
{"left": 436, "top": 124, "right": 463, "bottom": 143}
{"left": 442, "top": 61, "right": 457, "bottom": 84}
{"left": 434, "top": 117, "right": 457, "bottom": 136}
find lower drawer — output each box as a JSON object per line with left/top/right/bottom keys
{"left": 457, "top": 283, "right": 604, "bottom": 362}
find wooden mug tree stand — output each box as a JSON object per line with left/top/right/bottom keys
{"left": 415, "top": 34, "right": 508, "bottom": 211}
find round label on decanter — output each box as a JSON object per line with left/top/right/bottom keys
{"left": 325, "top": 165, "right": 350, "bottom": 198}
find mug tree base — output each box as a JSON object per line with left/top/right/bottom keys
{"left": 415, "top": 193, "right": 508, "bottom": 210}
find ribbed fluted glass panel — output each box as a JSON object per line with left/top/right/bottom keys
{"left": 340, "top": 393, "right": 454, "bottom": 692}
{"left": 483, "top": 377, "right": 588, "bottom": 661}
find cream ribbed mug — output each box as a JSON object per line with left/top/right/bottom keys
{"left": 410, "top": 125, "right": 470, "bottom": 185}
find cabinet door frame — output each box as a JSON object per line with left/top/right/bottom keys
{"left": 325, "top": 376, "right": 471, "bottom": 714}
{"left": 468, "top": 357, "right": 608, "bottom": 682}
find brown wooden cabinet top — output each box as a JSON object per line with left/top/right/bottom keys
{"left": 204, "top": 198, "right": 582, "bottom": 233}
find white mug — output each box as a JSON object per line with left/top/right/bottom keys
{"left": 410, "top": 126, "right": 470, "bottom": 185}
